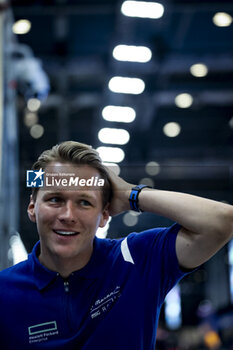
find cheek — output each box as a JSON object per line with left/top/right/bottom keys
{"left": 81, "top": 212, "right": 101, "bottom": 229}
{"left": 35, "top": 207, "right": 55, "bottom": 227}
{"left": 92, "top": 214, "right": 103, "bottom": 229}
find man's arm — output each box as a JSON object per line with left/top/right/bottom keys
{"left": 107, "top": 169, "right": 233, "bottom": 270}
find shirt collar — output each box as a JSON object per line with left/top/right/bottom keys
{"left": 29, "top": 237, "right": 109, "bottom": 291}
{"left": 29, "top": 241, "right": 58, "bottom": 291}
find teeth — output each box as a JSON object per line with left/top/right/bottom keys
{"left": 55, "top": 230, "right": 78, "bottom": 236}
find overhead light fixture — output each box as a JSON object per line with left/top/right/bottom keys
{"left": 121, "top": 1, "right": 164, "bottom": 19}
{"left": 145, "top": 161, "right": 160, "bottom": 176}
{"left": 24, "top": 112, "right": 38, "bottom": 127}
{"left": 163, "top": 122, "right": 181, "bottom": 138}
{"left": 123, "top": 212, "right": 139, "bottom": 227}
{"left": 27, "top": 98, "right": 41, "bottom": 112}
{"left": 175, "top": 93, "right": 193, "bottom": 108}
{"left": 98, "top": 128, "right": 130, "bottom": 145}
{"left": 30, "top": 124, "right": 44, "bottom": 139}
{"left": 213, "top": 12, "right": 232, "bottom": 27}
{"left": 12, "top": 19, "right": 31, "bottom": 34}
{"left": 97, "top": 146, "right": 125, "bottom": 163}
{"left": 113, "top": 45, "right": 152, "bottom": 63}
{"left": 190, "top": 63, "right": 208, "bottom": 78}
{"left": 108, "top": 76, "right": 145, "bottom": 94}
{"left": 102, "top": 105, "right": 136, "bottom": 123}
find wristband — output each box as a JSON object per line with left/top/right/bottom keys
{"left": 129, "top": 184, "right": 151, "bottom": 212}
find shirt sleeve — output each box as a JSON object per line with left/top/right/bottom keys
{"left": 126, "top": 223, "right": 189, "bottom": 305}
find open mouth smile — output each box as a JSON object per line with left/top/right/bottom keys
{"left": 53, "top": 230, "right": 79, "bottom": 237}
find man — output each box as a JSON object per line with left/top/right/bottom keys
{"left": 0, "top": 140, "right": 232, "bottom": 349}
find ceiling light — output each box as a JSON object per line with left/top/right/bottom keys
{"left": 27, "top": 98, "right": 41, "bottom": 112}
{"left": 108, "top": 76, "right": 145, "bottom": 95}
{"left": 163, "top": 122, "right": 181, "bottom": 138}
{"left": 113, "top": 45, "right": 152, "bottom": 63}
{"left": 24, "top": 112, "right": 38, "bottom": 127}
{"left": 213, "top": 12, "right": 232, "bottom": 27}
{"left": 30, "top": 124, "right": 44, "bottom": 139}
{"left": 12, "top": 19, "right": 31, "bottom": 34}
{"left": 190, "top": 63, "right": 208, "bottom": 77}
{"left": 145, "top": 161, "right": 160, "bottom": 176}
{"left": 98, "top": 128, "right": 130, "bottom": 145}
{"left": 123, "top": 212, "right": 139, "bottom": 226}
{"left": 121, "top": 1, "right": 164, "bottom": 19}
{"left": 175, "top": 93, "right": 193, "bottom": 108}
{"left": 102, "top": 105, "right": 136, "bottom": 123}
{"left": 97, "top": 146, "right": 125, "bottom": 163}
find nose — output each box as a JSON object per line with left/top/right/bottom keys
{"left": 58, "top": 201, "right": 77, "bottom": 223}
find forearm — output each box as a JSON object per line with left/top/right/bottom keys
{"left": 133, "top": 188, "right": 233, "bottom": 268}
{"left": 107, "top": 164, "right": 233, "bottom": 268}
{"left": 138, "top": 188, "right": 233, "bottom": 240}
{"left": 107, "top": 166, "right": 233, "bottom": 245}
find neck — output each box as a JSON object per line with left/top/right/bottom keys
{"left": 38, "top": 247, "right": 93, "bottom": 278}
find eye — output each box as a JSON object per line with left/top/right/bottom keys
{"left": 48, "top": 197, "right": 62, "bottom": 203}
{"left": 80, "top": 199, "right": 91, "bottom": 207}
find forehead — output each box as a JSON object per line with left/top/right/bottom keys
{"left": 38, "top": 162, "right": 104, "bottom": 197}
{"left": 45, "top": 162, "right": 101, "bottom": 178}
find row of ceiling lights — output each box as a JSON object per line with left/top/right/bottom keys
{"left": 12, "top": 7, "right": 233, "bottom": 35}
{"left": 96, "top": 2, "right": 171, "bottom": 163}
{"left": 96, "top": 1, "right": 228, "bottom": 164}
{"left": 23, "top": 98, "right": 44, "bottom": 139}
{"left": 14, "top": 4, "right": 232, "bottom": 155}
{"left": 95, "top": 1, "right": 233, "bottom": 231}
{"left": 22, "top": 67, "right": 203, "bottom": 141}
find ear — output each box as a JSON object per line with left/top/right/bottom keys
{"left": 27, "top": 195, "right": 36, "bottom": 223}
{"left": 99, "top": 204, "right": 110, "bottom": 228}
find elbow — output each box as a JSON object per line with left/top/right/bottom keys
{"left": 221, "top": 205, "right": 233, "bottom": 243}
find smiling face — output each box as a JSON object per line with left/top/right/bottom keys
{"left": 27, "top": 162, "right": 109, "bottom": 274}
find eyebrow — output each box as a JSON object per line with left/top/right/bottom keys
{"left": 43, "top": 191, "right": 63, "bottom": 197}
{"left": 42, "top": 191, "right": 96, "bottom": 200}
{"left": 77, "top": 192, "right": 98, "bottom": 202}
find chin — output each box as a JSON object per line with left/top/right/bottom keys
{"left": 54, "top": 247, "right": 79, "bottom": 258}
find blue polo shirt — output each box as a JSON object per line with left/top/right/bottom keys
{"left": 0, "top": 224, "right": 187, "bottom": 349}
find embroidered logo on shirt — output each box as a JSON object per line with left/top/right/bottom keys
{"left": 28, "top": 321, "right": 58, "bottom": 344}
{"left": 90, "top": 286, "right": 121, "bottom": 319}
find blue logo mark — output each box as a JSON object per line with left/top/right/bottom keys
{"left": 26, "top": 169, "right": 45, "bottom": 188}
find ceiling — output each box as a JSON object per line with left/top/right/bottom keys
{"left": 9, "top": 0, "right": 233, "bottom": 252}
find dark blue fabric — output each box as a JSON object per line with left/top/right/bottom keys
{"left": 0, "top": 224, "right": 188, "bottom": 349}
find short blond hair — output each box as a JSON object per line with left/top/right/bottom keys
{"left": 31, "top": 141, "right": 112, "bottom": 207}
